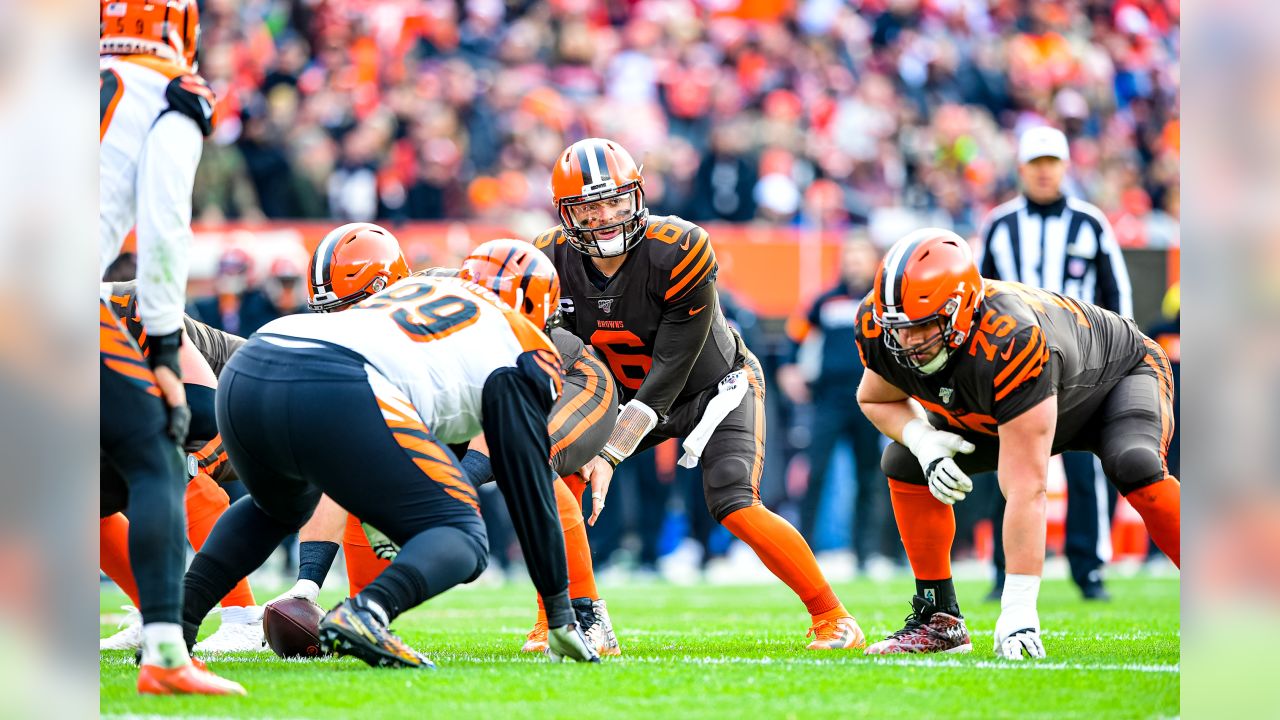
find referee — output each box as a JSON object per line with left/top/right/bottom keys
{"left": 976, "top": 126, "right": 1133, "bottom": 601}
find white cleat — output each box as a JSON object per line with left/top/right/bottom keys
{"left": 193, "top": 606, "right": 268, "bottom": 653}
{"left": 575, "top": 598, "right": 621, "bottom": 657}
{"left": 100, "top": 605, "right": 142, "bottom": 651}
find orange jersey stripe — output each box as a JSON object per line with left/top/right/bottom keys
{"left": 669, "top": 231, "right": 709, "bottom": 280}
{"left": 993, "top": 326, "right": 1044, "bottom": 388}
{"left": 548, "top": 355, "right": 614, "bottom": 460}
{"left": 995, "top": 344, "right": 1049, "bottom": 402}
{"left": 666, "top": 241, "right": 714, "bottom": 301}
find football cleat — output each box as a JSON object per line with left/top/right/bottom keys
{"left": 101, "top": 605, "right": 143, "bottom": 651}
{"left": 573, "top": 598, "right": 621, "bottom": 657}
{"left": 545, "top": 622, "right": 601, "bottom": 663}
{"left": 805, "top": 616, "right": 866, "bottom": 650}
{"left": 865, "top": 595, "right": 973, "bottom": 655}
{"left": 137, "top": 661, "right": 246, "bottom": 696}
{"left": 318, "top": 598, "right": 434, "bottom": 669}
{"left": 521, "top": 619, "right": 549, "bottom": 653}
{"left": 193, "top": 606, "right": 268, "bottom": 653}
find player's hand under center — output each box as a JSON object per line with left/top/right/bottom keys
{"left": 581, "top": 455, "right": 615, "bottom": 526}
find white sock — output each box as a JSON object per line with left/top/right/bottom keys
{"left": 141, "top": 622, "right": 190, "bottom": 668}
{"left": 220, "top": 605, "right": 256, "bottom": 625}
{"left": 1000, "top": 574, "right": 1042, "bottom": 611}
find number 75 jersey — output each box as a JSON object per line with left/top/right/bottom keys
{"left": 258, "top": 276, "right": 561, "bottom": 445}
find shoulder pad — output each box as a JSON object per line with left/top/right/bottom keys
{"left": 533, "top": 225, "right": 567, "bottom": 252}
{"left": 988, "top": 324, "right": 1049, "bottom": 403}
{"left": 646, "top": 216, "right": 715, "bottom": 302}
{"left": 164, "top": 74, "right": 216, "bottom": 137}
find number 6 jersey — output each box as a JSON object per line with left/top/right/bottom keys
{"left": 534, "top": 214, "right": 741, "bottom": 420}
{"left": 257, "top": 276, "right": 560, "bottom": 445}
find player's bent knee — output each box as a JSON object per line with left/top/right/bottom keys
{"left": 703, "top": 457, "right": 756, "bottom": 521}
{"left": 1106, "top": 445, "right": 1165, "bottom": 495}
{"left": 882, "top": 442, "right": 926, "bottom": 485}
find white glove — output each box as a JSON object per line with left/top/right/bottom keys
{"left": 994, "top": 604, "right": 1046, "bottom": 660}
{"left": 901, "top": 419, "right": 976, "bottom": 505}
{"left": 267, "top": 578, "right": 319, "bottom": 606}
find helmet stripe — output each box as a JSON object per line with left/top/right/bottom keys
{"left": 882, "top": 235, "right": 925, "bottom": 311}
{"left": 575, "top": 144, "right": 593, "bottom": 186}
{"left": 314, "top": 227, "right": 347, "bottom": 287}
{"left": 493, "top": 246, "right": 519, "bottom": 291}
{"left": 592, "top": 143, "right": 612, "bottom": 183}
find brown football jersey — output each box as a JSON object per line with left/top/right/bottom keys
{"left": 856, "top": 279, "right": 1148, "bottom": 446}
{"left": 535, "top": 214, "right": 741, "bottom": 419}
{"left": 106, "top": 279, "right": 245, "bottom": 376}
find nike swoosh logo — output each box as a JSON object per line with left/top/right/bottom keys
{"left": 679, "top": 237, "right": 691, "bottom": 251}
{"left": 1000, "top": 343, "right": 1014, "bottom": 361}
{"left": 689, "top": 305, "right": 706, "bottom": 316}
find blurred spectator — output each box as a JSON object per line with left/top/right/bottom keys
{"left": 188, "top": 247, "right": 300, "bottom": 337}
{"left": 778, "top": 237, "right": 900, "bottom": 573}
{"left": 182, "top": 2, "right": 1178, "bottom": 243}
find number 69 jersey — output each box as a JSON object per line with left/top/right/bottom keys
{"left": 258, "top": 276, "right": 561, "bottom": 445}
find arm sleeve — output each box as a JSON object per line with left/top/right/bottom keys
{"left": 182, "top": 315, "right": 245, "bottom": 377}
{"left": 481, "top": 366, "right": 572, "bottom": 626}
{"left": 1092, "top": 214, "right": 1134, "bottom": 318}
{"left": 134, "top": 111, "right": 203, "bottom": 337}
{"left": 633, "top": 279, "right": 716, "bottom": 417}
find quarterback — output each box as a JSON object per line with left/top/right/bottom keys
{"left": 536, "top": 138, "right": 864, "bottom": 649}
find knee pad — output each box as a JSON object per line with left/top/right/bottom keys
{"left": 703, "top": 457, "right": 755, "bottom": 521}
{"left": 1106, "top": 445, "right": 1165, "bottom": 495}
{"left": 882, "top": 442, "right": 926, "bottom": 485}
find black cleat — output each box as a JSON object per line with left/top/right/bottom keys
{"left": 318, "top": 598, "right": 434, "bottom": 669}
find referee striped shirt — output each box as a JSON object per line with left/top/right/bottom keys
{"left": 975, "top": 195, "right": 1133, "bottom": 318}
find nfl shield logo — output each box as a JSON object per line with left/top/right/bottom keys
{"left": 939, "top": 387, "right": 954, "bottom": 405}
{"left": 598, "top": 298, "right": 614, "bottom": 314}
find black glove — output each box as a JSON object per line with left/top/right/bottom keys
{"left": 146, "top": 330, "right": 189, "bottom": 443}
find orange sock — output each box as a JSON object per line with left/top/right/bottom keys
{"left": 888, "top": 478, "right": 955, "bottom": 580}
{"left": 562, "top": 472, "right": 588, "bottom": 509}
{"left": 344, "top": 513, "right": 390, "bottom": 597}
{"left": 1125, "top": 476, "right": 1180, "bottom": 567}
{"left": 556, "top": 477, "right": 599, "bottom": 600}
{"left": 720, "top": 505, "right": 848, "bottom": 621}
{"left": 100, "top": 513, "right": 140, "bottom": 608}
{"left": 185, "top": 473, "right": 256, "bottom": 607}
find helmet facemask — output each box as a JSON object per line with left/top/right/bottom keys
{"left": 878, "top": 296, "right": 967, "bottom": 376}
{"left": 308, "top": 272, "right": 389, "bottom": 313}
{"left": 558, "top": 182, "right": 648, "bottom": 258}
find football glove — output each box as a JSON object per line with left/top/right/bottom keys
{"left": 994, "top": 604, "right": 1045, "bottom": 660}
{"left": 267, "top": 579, "right": 320, "bottom": 606}
{"left": 361, "top": 522, "right": 401, "bottom": 561}
{"left": 902, "top": 419, "right": 976, "bottom": 505}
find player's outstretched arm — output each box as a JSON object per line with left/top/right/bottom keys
{"left": 269, "top": 494, "right": 348, "bottom": 605}
{"left": 993, "top": 394, "right": 1056, "bottom": 660}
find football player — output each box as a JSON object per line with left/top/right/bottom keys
{"left": 854, "top": 229, "right": 1180, "bottom": 659}
{"left": 99, "top": 0, "right": 243, "bottom": 695}
{"left": 99, "top": 282, "right": 265, "bottom": 654}
{"left": 271, "top": 225, "right": 621, "bottom": 655}
{"left": 177, "top": 240, "right": 601, "bottom": 667}
{"left": 536, "top": 138, "right": 864, "bottom": 650}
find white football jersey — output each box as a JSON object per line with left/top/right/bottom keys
{"left": 258, "top": 276, "right": 559, "bottom": 444}
{"left": 100, "top": 54, "right": 213, "bottom": 336}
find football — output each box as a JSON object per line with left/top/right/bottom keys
{"left": 262, "top": 598, "right": 328, "bottom": 659}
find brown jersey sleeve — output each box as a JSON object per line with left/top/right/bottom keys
{"left": 989, "top": 323, "right": 1057, "bottom": 423}
{"left": 182, "top": 316, "right": 245, "bottom": 378}
{"left": 634, "top": 279, "right": 716, "bottom": 417}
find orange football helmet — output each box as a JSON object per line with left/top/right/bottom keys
{"left": 100, "top": 0, "right": 201, "bottom": 71}
{"left": 872, "top": 228, "right": 983, "bottom": 375}
{"left": 460, "top": 239, "right": 561, "bottom": 331}
{"left": 308, "top": 223, "right": 410, "bottom": 313}
{"left": 550, "top": 138, "right": 647, "bottom": 258}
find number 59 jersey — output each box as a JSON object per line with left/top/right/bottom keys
{"left": 258, "top": 276, "right": 561, "bottom": 445}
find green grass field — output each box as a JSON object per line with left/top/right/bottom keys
{"left": 100, "top": 576, "right": 1179, "bottom": 719}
